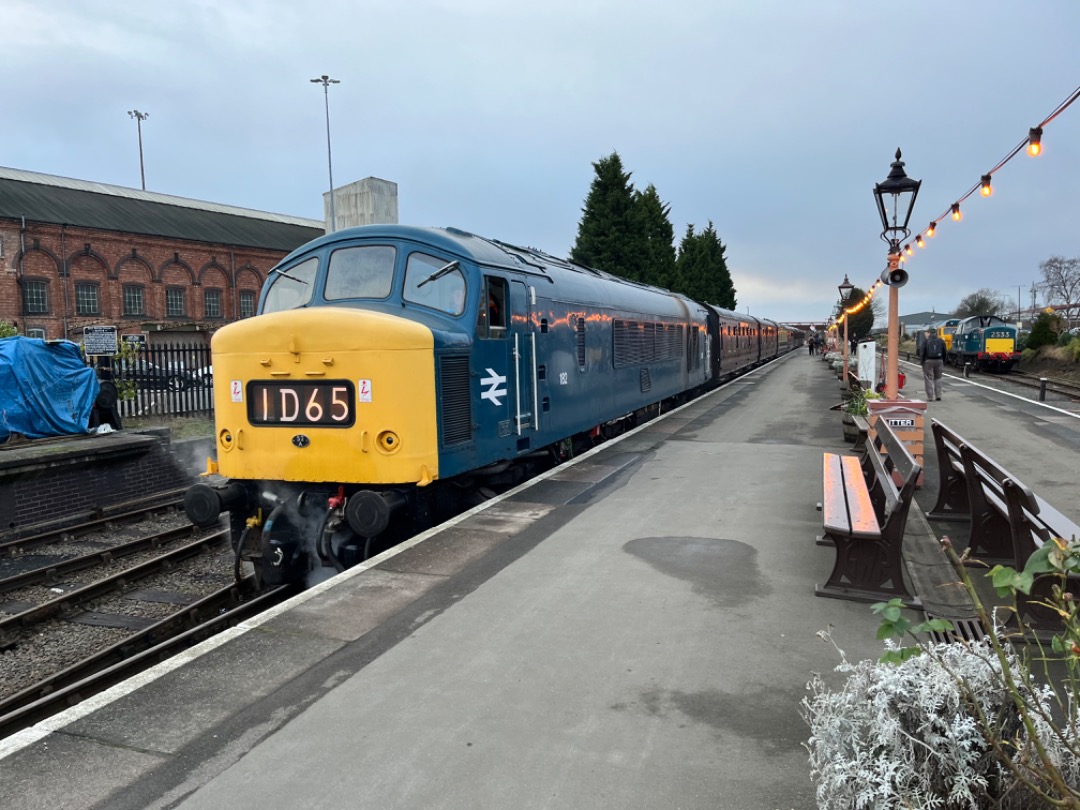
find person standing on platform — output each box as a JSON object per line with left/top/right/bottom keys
{"left": 919, "top": 327, "right": 946, "bottom": 401}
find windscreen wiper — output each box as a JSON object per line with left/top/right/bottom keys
{"left": 416, "top": 260, "right": 459, "bottom": 288}
{"left": 275, "top": 269, "right": 309, "bottom": 285}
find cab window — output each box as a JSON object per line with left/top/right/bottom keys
{"left": 262, "top": 257, "right": 317, "bottom": 313}
{"left": 478, "top": 276, "right": 507, "bottom": 338}
{"left": 325, "top": 245, "right": 396, "bottom": 300}
{"left": 403, "top": 253, "right": 467, "bottom": 315}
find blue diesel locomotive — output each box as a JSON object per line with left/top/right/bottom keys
{"left": 947, "top": 315, "right": 1020, "bottom": 372}
{"left": 183, "top": 225, "right": 799, "bottom": 586}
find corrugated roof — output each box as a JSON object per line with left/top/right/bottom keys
{"left": 0, "top": 167, "right": 326, "bottom": 251}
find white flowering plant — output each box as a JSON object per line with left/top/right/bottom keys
{"left": 803, "top": 536, "right": 1080, "bottom": 809}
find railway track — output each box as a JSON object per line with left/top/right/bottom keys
{"left": 0, "top": 507, "right": 297, "bottom": 740}
{"left": 1009, "top": 369, "right": 1080, "bottom": 401}
{"left": 0, "top": 489, "right": 188, "bottom": 554}
{"left": 0, "top": 579, "right": 294, "bottom": 738}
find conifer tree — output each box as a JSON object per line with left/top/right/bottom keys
{"left": 570, "top": 152, "right": 646, "bottom": 282}
{"left": 845, "top": 287, "right": 874, "bottom": 342}
{"left": 674, "top": 222, "right": 736, "bottom": 308}
{"left": 634, "top": 184, "right": 676, "bottom": 290}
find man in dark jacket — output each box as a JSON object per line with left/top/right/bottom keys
{"left": 919, "top": 327, "right": 947, "bottom": 401}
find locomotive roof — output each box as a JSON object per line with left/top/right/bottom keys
{"left": 277, "top": 224, "right": 693, "bottom": 301}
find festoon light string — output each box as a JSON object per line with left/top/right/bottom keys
{"left": 830, "top": 83, "right": 1080, "bottom": 330}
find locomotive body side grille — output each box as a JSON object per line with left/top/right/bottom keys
{"left": 439, "top": 355, "right": 472, "bottom": 445}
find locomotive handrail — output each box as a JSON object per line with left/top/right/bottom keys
{"left": 531, "top": 332, "right": 539, "bottom": 431}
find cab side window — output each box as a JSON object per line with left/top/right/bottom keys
{"left": 478, "top": 277, "right": 507, "bottom": 338}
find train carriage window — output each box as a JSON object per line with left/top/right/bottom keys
{"left": 478, "top": 277, "right": 507, "bottom": 338}
{"left": 263, "top": 257, "right": 318, "bottom": 313}
{"left": 403, "top": 252, "right": 467, "bottom": 315}
{"left": 325, "top": 245, "right": 396, "bottom": 301}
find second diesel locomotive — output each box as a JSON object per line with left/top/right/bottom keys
{"left": 947, "top": 315, "right": 1021, "bottom": 372}
{"left": 183, "top": 225, "right": 799, "bottom": 586}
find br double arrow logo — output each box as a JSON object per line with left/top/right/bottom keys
{"left": 480, "top": 368, "right": 508, "bottom": 405}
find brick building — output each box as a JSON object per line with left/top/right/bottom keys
{"left": 0, "top": 168, "right": 398, "bottom": 348}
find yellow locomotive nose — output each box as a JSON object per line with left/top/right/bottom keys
{"left": 210, "top": 307, "right": 438, "bottom": 485}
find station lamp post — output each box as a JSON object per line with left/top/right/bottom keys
{"left": 872, "top": 149, "right": 921, "bottom": 400}
{"left": 838, "top": 274, "right": 854, "bottom": 383}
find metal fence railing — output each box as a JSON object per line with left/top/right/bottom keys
{"left": 100, "top": 342, "right": 214, "bottom": 419}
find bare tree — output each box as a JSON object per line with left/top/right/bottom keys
{"left": 954, "top": 288, "right": 1007, "bottom": 319}
{"left": 1040, "top": 255, "right": 1080, "bottom": 324}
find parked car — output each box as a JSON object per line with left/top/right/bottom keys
{"left": 116, "top": 359, "right": 195, "bottom": 392}
{"left": 192, "top": 365, "right": 213, "bottom": 387}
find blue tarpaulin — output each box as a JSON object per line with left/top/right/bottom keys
{"left": 0, "top": 337, "right": 100, "bottom": 441}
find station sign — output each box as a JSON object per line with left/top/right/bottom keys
{"left": 83, "top": 325, "right": 118, "bottom": 356}
{"left": 122, "top": 333, "right": 148, "bottom": 349}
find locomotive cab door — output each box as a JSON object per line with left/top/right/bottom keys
{"left": 508, "top": 280, "right": 537, "bottom": 442}
{"left": 473, "top": 276, "right": 536, "bottom": 449}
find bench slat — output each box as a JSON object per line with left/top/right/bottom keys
{"left": 841, "top": 455, "right": 879, "bottom": 537}
{"left": 821, "top": 453, "right": 847, "bottom": 530}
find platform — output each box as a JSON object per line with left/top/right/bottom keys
{"left": 1, "top": 351, "right": 1077, "bottom": 809}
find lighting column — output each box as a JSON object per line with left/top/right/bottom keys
{"left": 127, "top": 110, "right": 149, "bottom": 190}
{"left": 872, "top": 149, "right": 921, "bottom": 400}
{"left": 310, "top": 74, "right": 340, "bottom": 232}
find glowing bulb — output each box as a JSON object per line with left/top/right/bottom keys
{"left": 980, "top": 175, "right": 993, "bottom": 197}
{"left": 916, "top": 234, "right": 925, "bottom": 248}
{"left": 1028, "top": 126, "right": 1043, "bottom": 157}
{"left": 926, "top": 222, "right": 936, "bottom": 238}
{"left": 904, "top": 244, "right": 913, "bottom": 256}
{"left": 951, "top": 203, "right": 962, "bottom": 222}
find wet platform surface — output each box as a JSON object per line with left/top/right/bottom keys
{"left": 1, "top": 351, "right": 1077, "bottom": 809}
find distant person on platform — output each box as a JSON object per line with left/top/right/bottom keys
{"left": 808, "top": 335, "right": 815, "bottom": 356}
{"left": 919, "top": 327, "right": 946, "bottom": 401}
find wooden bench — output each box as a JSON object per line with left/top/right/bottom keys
{"left": 1001, "top": 478, "right": 1080, "bottom": 633}
{"left": 946, "top": 439, "right": 1080, "bottom": 634}
{"left": 851, "top": 414, "right": 871, "bottom": 453}
{"left": 927, "top": 419, "right": 1033, "bottom": 562}
{"left": 926, "top": 418, "right": 970, "bottom": 522}
{"left": 816, "top": 419, "right": 922, "bottom": 606}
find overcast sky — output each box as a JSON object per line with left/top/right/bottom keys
{"left": 5, "top": 1, "right": 1079, "bottom": 324}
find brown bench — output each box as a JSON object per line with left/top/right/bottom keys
{"left": 816, "top": 419, "right": 922, "bottom": 606}
{"left": 851, "top": 414, "right": 871, "bottom": 453}
{"left": 1001, "top": 478, "right": 1080, "bottom": 633}
{"left": 926, "top": 418, "right": 970, "bottom": 522}
{"left": 927, "top": 419, "right": 1056, "bottom": 564}
{"left": 943, "top": 437, "right": 1080, "bottom": 634}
